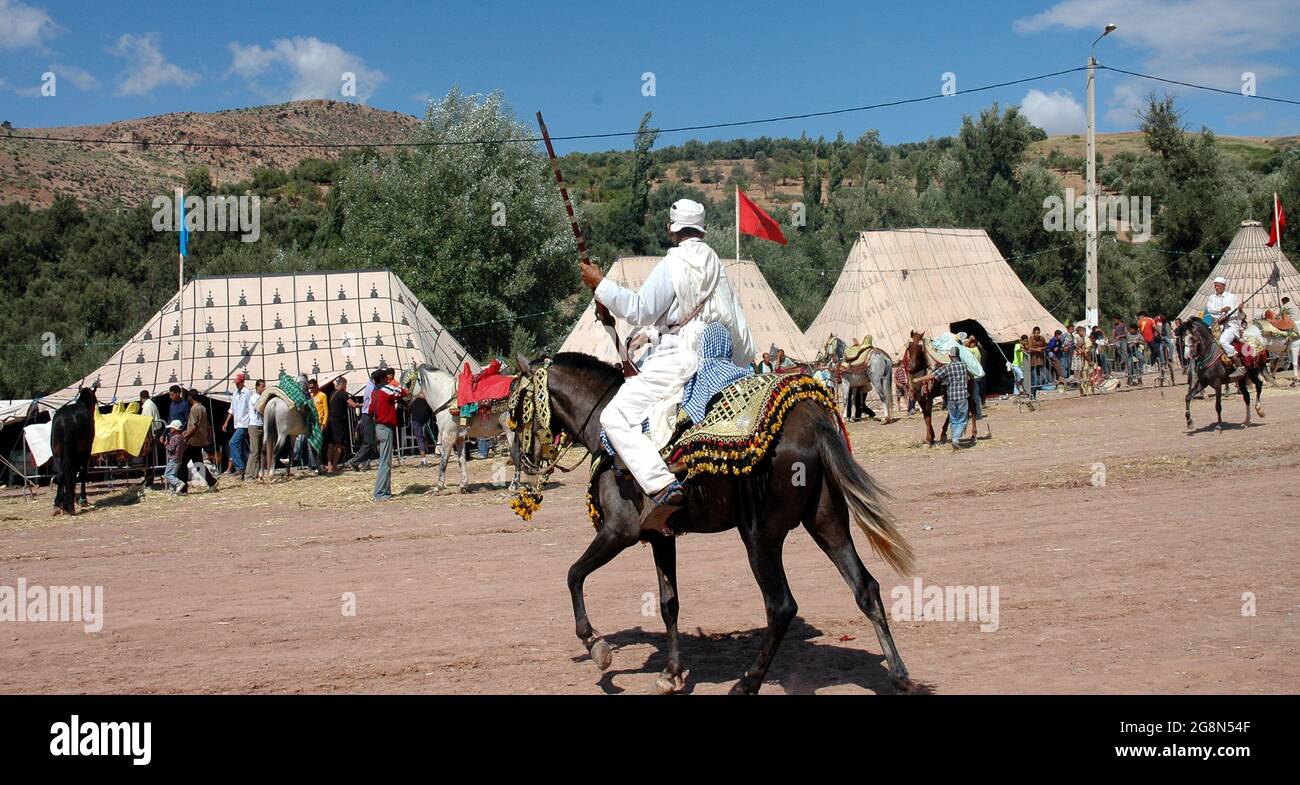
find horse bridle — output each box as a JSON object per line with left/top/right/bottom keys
{"left": 508, "top": 359, "right": 619, "bottom": 478}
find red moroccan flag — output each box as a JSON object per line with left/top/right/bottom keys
{"left": 737, "top": 188, "right": 787, "bottom": 245}
{"left": 1267, "top": 192, "right": 1285, "bottom": 247}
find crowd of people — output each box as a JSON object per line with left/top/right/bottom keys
{"left": 123, "top": 367, "right": 477, "bottom": 503}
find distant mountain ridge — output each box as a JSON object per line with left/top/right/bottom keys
{"left": 0, "top": 99, "right": 421, "bottom": 207}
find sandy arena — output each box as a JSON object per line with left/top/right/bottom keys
{"left": 2, "top": 380, "right": 1297, "bottom": 694}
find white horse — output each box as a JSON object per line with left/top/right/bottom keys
{"left": 257, "top": 374, "right": 310, "bottom": 482}
{"left": 406, "top": 364, "right": 521, "bottom": 493}
{"left": 821, "top": 337, "right": 894, "bottom": 423}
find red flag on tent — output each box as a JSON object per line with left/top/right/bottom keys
{"left": 737, "top": 188, "right": 787, "bottom": 245}
{"left": 1266, "top": 192, "right": 1285, "bottom": 247}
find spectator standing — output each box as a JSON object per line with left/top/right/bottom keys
{"left": 244, "top": 379, "right": 265, "bottom": 481}
{"left": 167, "top": 385, "right": 190, "bottom": 431}
{"left": 327, "top": 377, "right": 352, "bottom": 473}
{"left": 370, "top": 369, "right": 408, "bottom": 501}
{"left": 917, "top": 346, "right": 971, "bottom": 451}
{"left": 222, "top": 372, "right": 252, "bottom": 476}
{"left": 162, "top": 420, "right": 186, "bottom": 493}
{"left": 964, "top": 334, "right": 985, "bottom": 423}
{"left": 1126, "top": 323, "right": 1144, "bottom": 386}
{"left": 345, "top": 373, "right": 379, "bottom": 471}
{"left": 1010, "top": 335, "right": 1027, "bottom": 397}
{"left": 180, "top": 389, "right": 218, "bottom": 493}
{"left": 1072, "top": 325, "right": 1094, "bottom": 396}
{"left": 1138, "top": 311, "right": 1158, "bottom": 371}
{"left": 410, "top": 395, "right": 435, "bottom": 466}
{"left": 1026, "top": 327, "right": 1049, "bottom": 393}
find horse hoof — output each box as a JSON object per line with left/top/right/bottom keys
{"left": 457, "top": 485, "right": 468, "bottom": 494}
{"left": 654, "top": 671, "right": 686, "bottom": 695}
{"left": 728, "top": 679, "right": 758, "bottom": 695}
{"left": 589, "top": 638, "right": 613, "bottom": 671}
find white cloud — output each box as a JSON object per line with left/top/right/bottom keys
{"left": 1104, "top": 81, "right": 1146, "bottom": 126}
{"left": 1020, "top": 89, "right": 1087, "bottom": 134}
{"left": 109, "top": 33, "right": 198, "bottom": 96}
{"left": 0, "top": 0, "right": 61, "bottom": 51}
{"left": 50, "top": 63, "right": 99, "bottom": 91}
{"left": 226, "top": 37, "right": 385, "bottom": 102}
{"left": 1016, "top": 0, "right": 1298, "bottom": 125}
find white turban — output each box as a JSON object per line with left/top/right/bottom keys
{"left": 670, "top": 199, "right": 706, "bottom": 234}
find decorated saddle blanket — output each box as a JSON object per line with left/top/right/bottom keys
{"left": 92, "top": 402, "right": 153, "bottom": 457}
{"left": 456, "top": 360, "right": 514, "bottom": 417}
{"left": 267, "top": 372, "right": 323, "bottom": 453}
{"left": 842, "top": 336, "right": 874, "bottom": 365}
{"left": 666, "top": 373, "right": 842, "bottom": 480}
{"left": 1230, "top": 340, "right": 1267, "bottom": 369}
{"left": 840, "top": 346, "right": 888, "bottom": 375}
{"left": 1254, "top": 318, "right": 1297, "bottom": 337}
{"left": 586, "top": 373, "right": 844, "bottom": 530}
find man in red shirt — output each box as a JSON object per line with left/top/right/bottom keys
{"left": 370, "top": 368, "right": 408, "bottom": 501}
{"left": 1137, "top": 311, "right": 1158, "bottom": 371}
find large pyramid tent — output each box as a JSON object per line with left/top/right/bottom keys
{"left": 37, "top": 269, "right": 477, "bottom": 412}
{"left": 560, "top": 256, "right": 817, "bottom": 363}
{"left": 1177, "top": 220, "right": 1300, "bottom": 322}
{"left": 805, "top": 228, "right": 1066, "bottom": 359}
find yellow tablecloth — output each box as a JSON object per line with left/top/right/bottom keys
{"left": 92, "top": 402, "right": 153, "bottom": 457}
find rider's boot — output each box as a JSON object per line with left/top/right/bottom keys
{"left": 640, "top": 480, "right": 686, "bottom": 536}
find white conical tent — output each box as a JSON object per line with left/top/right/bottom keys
{"left": 559, "top": 256, "right": 817, "bottom": 363}
{"left": 1177, "top": 220, "right": 1300, "bottom": 321}
{"left": 39, "top": 269, "right": 478, "bottom": 411}
{"left": 804, "top": 228, "right": 1066, "bottom": 357}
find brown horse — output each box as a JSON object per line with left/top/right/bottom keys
{"left": 903, "top": 331, "right": 975, "bottom": 447}
{"left": 1177, "top": 319, "right": 1264, "bottom": 431}
{"left": 511, "top": 352, "right": 917, "bottom": 695}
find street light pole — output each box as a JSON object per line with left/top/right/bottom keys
{"left": 1086, "top": 23, "right": 1116, "bottom": 328}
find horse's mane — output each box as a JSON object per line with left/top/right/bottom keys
{"left": 552, "top": 352, "right": 623, "bottom": 384}
{"left": 1177, "top": 318, "right": 1210, "bottom": 339}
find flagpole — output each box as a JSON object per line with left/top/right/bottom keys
{"left": 735, "top": 186, "right": 740, "bottom": 262}
{"left": 177, "top": 186, "right": 185, "bottom": 389}
{"left": 1275, "top": 192, "right": 1283, "bottom": 313}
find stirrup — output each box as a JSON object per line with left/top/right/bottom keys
{"left": 640, "top": 481, "right": 685, "bottom": 535}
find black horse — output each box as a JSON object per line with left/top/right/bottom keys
{"left": 512, "top": 352, "right": 916, "bottom": 695}
{"left": 50, "top": 387, "right": 96, "bottom": 515}
{"left": 1176, "top": 319, "right": 1264, "bottom": 431}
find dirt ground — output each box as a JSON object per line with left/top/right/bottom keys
{"left": 2, "top": 377, "right": 1298, "bottom": 694}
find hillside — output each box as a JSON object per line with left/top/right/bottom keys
{"left": 0, "top": 100, "right": 420, "bottom": 207}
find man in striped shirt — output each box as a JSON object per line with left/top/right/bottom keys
{"left": 917, "top": 346, "right": 970, "bottom": 451}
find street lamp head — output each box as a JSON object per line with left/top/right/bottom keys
{"left": 1104, "top": 23, "right": 1117, "bottom": 35}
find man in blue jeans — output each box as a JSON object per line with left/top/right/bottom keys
{"left": 918, "top": 346, "right": 970, "bottom": 451}
{"left": 221, "top": 372, "right": 252, "bottom": 475}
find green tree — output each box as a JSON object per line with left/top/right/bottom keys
{"left": 333, "top": 88, "right": 577, "bottom": 357}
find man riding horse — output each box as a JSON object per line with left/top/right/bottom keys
{"left": 578, "top": 198, "right": 755, "bottom": 532}
{"left": 1207, "top": 276, "right": 1247, "bottom": 380}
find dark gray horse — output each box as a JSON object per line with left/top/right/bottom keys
{"left": 1177, "top": 319, "right": 1264, "bottom": 431}
{"left": 511, "top": 352, "right": 917, "bottom": 695}
{"left": 50, "top": 387, "right": 96, "bottom": 515}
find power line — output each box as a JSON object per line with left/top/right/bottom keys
{"left": 2, "top": 64, "right": 1294, "bottom": 157}
{"left": 1099, "top": 65, "right": 1300, "bottom": 106}
{"left": 3, "top": 67, "right": 1094, "bottom": 149}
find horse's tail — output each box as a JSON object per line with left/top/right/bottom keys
{"left": 813, "top": 415, "right": 914, "bottom": 576}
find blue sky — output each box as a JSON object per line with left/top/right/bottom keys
{"left": 1, "top": 0, "right": 1296, "bottom": 153}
